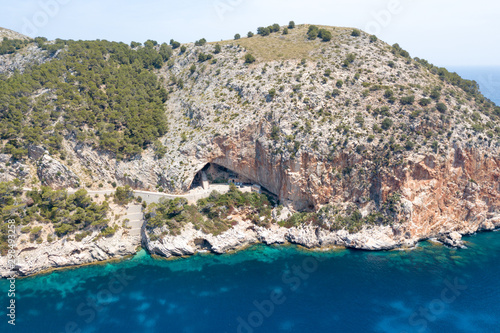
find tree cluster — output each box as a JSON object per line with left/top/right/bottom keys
{"left": 0, "top": 39, "right": 171, "bottom": 159}
{"left": 0, "top": 38, "right": 30, "bottom": 55}
{"left": 0, "top": 182, "right": 111, "bottom": 254}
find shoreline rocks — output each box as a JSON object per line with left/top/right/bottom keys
{"left": 437, "top": 231, "right": 466, "bottom": 248}
{"left": 2, "top": 214, "right": 500, "bottom": 278}
{"left": 0, "top": 230, "right": 139, "bottom": 278}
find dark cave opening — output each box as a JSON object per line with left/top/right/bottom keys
{"left": 190, "top": 163, "right": 278, "bottom": 204}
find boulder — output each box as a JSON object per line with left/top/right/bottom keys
{"left": 438, "top": 231, "right": 465, "bottom": 248}
{"left": 37, "top": 154, "right": 80, "bottom": 189}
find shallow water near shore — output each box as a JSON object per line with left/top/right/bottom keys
{"left": 1, "top": 231, "right": 499, "bottom": 333}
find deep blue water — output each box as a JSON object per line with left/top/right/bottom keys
{"left": 1, "top": 231, "right": 500, "bottom": 333}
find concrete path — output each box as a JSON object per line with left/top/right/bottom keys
{"left": 23, "top": 184, "right": 254, "bottom": 236}
{"left": 28, "top": 184, "right": 251, "bottom": 206}
{"left": 132, "top": 184, "right": 236, "bottom": 205}
{"left": 124, "top": 204, "right": 143, "bottom": 236}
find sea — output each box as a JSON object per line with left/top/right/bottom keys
{"left": 1, "top": 232, "right": 500, "bottom": 333}
{"left": 1, "top": 68, "right": 500, "bottom": 333}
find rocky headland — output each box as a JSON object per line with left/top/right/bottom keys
{"left": 0, "top": 24, "right": 499, "bottom": 277}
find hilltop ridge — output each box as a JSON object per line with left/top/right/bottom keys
{"left": 0, "top": 27, "right": 29, "bottom": 40}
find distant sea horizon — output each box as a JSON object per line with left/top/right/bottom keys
{"left": 448, "top": 66, "right": 500, "bottom": 105}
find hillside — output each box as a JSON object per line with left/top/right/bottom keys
{"left": 0, "top": 23, "right": 499, "bottom": 276}
{"left": 0, "top": 27, "right": 29, "bottom": 40}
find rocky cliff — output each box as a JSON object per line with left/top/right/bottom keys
{"left": 0, "top": 24, "right": 499, "bottom": 277}
{"left": 0, "top": 229, "right": 139, "bottom": 278}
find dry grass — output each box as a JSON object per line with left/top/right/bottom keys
{"left": 216, "top": 24, "right": 354, "bottom": 62}
{"left": 0, "top": 27, "right": 29, "bottom": 40}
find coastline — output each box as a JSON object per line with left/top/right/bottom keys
{"left": 2, "top": 218, "right": 498, "bottom": 279}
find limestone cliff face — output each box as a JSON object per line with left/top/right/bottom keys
{"left": 199, "top": 123, "right": 499, "bottom": 239}
{"left": 205, "top": 122, "right": 333, "bottom": 210}
{"left": 36, "top": 154, "right": 80, "bottom": 189}
{"left": 400, "top": 145, "right": 500, "bottom": 237}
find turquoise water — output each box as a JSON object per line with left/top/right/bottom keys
{"left": 1, "top": 231, "right": 499, "bottom": 333}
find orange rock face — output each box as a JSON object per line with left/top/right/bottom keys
{"left": 203, "top": 124, "right": 500, "bottom": 239}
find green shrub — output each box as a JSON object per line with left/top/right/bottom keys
{"left": 392, "top": 43, "right": 410, "bottom": 58}
{"left": 268, "top": 88, "right": 276, "bottom": 99}
{"left": 257, "top": 27, "right": 270, "bottom": 36}
{"left": 355, "top": 113, "right": 364, "bottom": 126}
{"left": 234, "top": 34, "right": 241, "bottom": 40}
{"left": 343, "top": 53, "right": 356, "bottom": 66}
{"left": 436, "top": 102, "right": 447, "bottom": 113}
{"left": 282, "top": 27, "right": 289, "bottom": 35}
{"left": 75, "top": 231, "right": 91, "bottom": 242}
{"left": 169, "top": 39, "right": 180, "bottom": 49}
{"left": 194, "top": 38, "right": 207, "bottom": 46}
{"left": 318, "top": 29, "right": 332, "bottom": 42}
{"left": 144, "top": 40, "right": 158, "bottom": 48}
{"left": 214, "top": 43, "right": 221, "bottom": 54}
{"left": 430, "top": 89, "right": 441, "bottom": 100}
{"left": 288, "top": 21, "right": 295, "bottom": 29}
{"left": 405, "top": 140, "right": 415, "bottom": 150}
{"left": 244, "top": 53, "right": 256, "bottom": 64}
{"left": 431, "top": 140, "right": 439, "bottom": 152}
{"left": 400, "top": 95, "right": 415, "bottom": 105}
{"left": 307, "top": 25, "right": 319, "bottom": 40}
{"left": 271, "top": 24, "right": 280, "bottom": 33}
{"left": 351, "top": 29, "right": 361, "bottom": 37}
{"left": 336, "top": 80, "right": 344, "bottom": 88}
{"left": 55, "top": 224, "right": 74, "bottom": 237}
{"left": 381, "top": 118, "right": 393, "bottom": 130}
{"left": 369, "top": 35, "right": 377, "bottom": 43}
{"left": 247, "top": 31, "right": 254, "bottom": 38}
{"left": 114, "top": 185, "right": 133, "bottom": 205}
{"left": 100, "top": 225, "right": 117, "bottom": 238}
{"left": 419, "top": 98, "right": 431, "bottom": 106}
{"left": 198, "top": 53, "right": 213, "bottom": 62}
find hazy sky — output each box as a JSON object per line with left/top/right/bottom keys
{"left": 1, "top": 0, "right": 500, "bottom": 67}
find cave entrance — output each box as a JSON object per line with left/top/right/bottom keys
{"left": 190, "top": 163, "right": 278, "bottom": 204}
{"left": 193, "top": 238, "right": 213, "bottom": 251}
{"left": 190, "top": 163, "right": 253, "bottom": 190}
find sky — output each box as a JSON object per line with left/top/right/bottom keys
{"left": 1, "top": 0, "right": 500, "bottom": 67}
